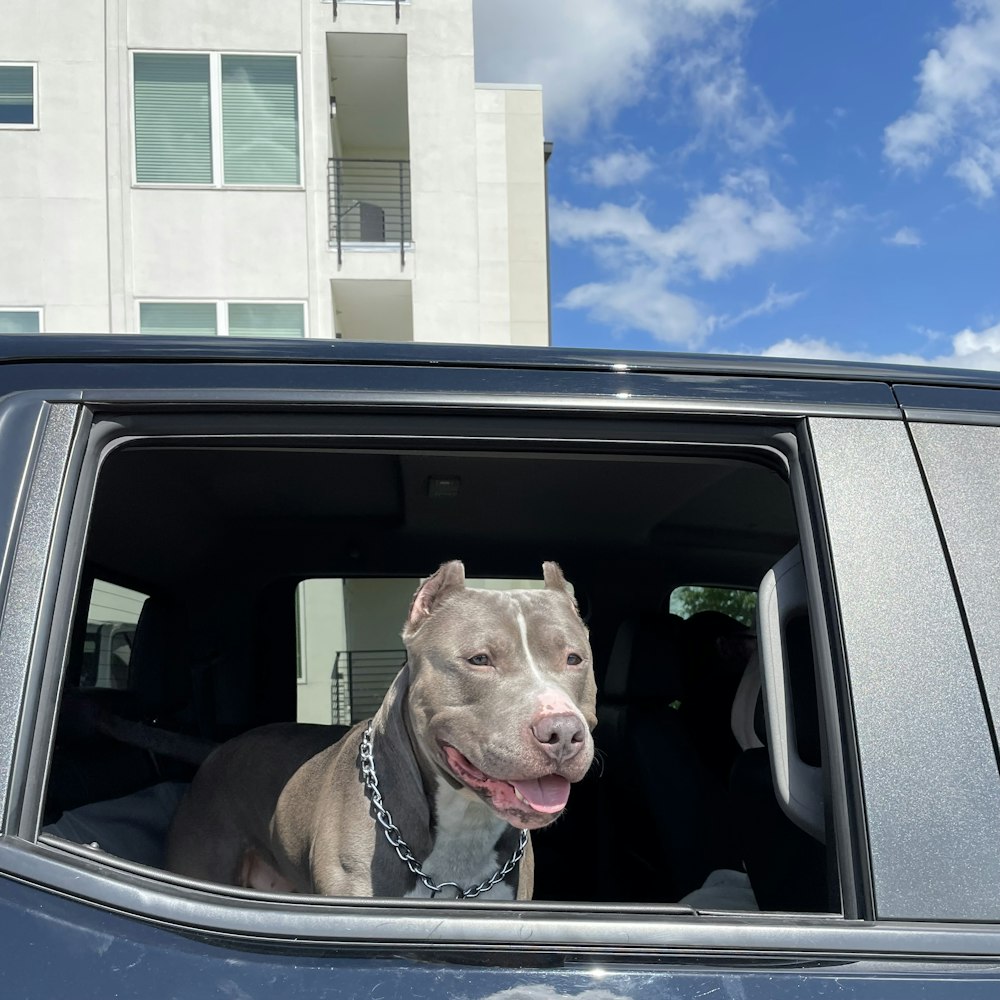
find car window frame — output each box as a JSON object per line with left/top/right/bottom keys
{"left": 0, "top": 386, "right": 886, "bottom": 955}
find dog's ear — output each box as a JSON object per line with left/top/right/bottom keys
{"left": 542, "top": 561, "right": 572, "bottom": 597}
{"left": 543, "top": 562, "right": 583, "bottom": 618}
{"left": 404, "top": 560, "right": 466, "bottom": 636}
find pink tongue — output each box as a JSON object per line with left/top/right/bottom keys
{"left": 510, "top": 775, "right": 571, "bottom": 813}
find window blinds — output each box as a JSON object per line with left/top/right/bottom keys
{"left": 0, "top": 310, "right": 40, "bottom": 334}
{"left": 222, "top": 55, "right": 300, "bottom": 185}
{"left": 228, "top": 303, "right": 305, "bottom": 338}
{"left": 133, "top": 54, "right": 212, "bottom": 184}
{"left": 139, "top": 302, "right": 218, "bottom": 336}
{"left": 0, "top": 65, "right": 34, "bottom": 125}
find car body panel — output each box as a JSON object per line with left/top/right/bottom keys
{"left": 0, "top": 361, "right": 898, "bottom": 419}
{"left": 907, "top": 422, "right": 1000, "bottom": 743}
{"left": 0, "top": 402, "right": 78, "bottom": 828}
{"left": 808, "top": 417, "right": 1000, "bottom": 921}
{"left": 1, "top": 337, "right": 999, "bottom": 996}
{"left": 6, "top": 872, "right": 1000, "bottom": 1000}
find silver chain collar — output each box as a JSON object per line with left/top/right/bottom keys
{"left": 359, "top": 721, "right": 528, "bottom": 899}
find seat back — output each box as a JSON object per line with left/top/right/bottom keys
{"left": 47, "top": 596, "right": 200, "bottom": 823}
{"left": 594, "top": 611, "right": 743, "bottom": 901}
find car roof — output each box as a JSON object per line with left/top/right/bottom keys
{"left": 1, "top": 332, "right": 999, "bottom": 390}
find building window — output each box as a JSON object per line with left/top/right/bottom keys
{"left": 221, "top": 56, "right": 300, "bottom": 185}
{"left": 132, "top": 52, "right": 300, "bottom": 187}
{"left": 0, "top": 64, "right": 36, "bottom": 128}
{"left": 0, "top": 63, "right": 36, "bottom": 128}
{"left": 0, "top": 308, "right": 42, "bottom": 333}
{"left": 227, "top": 302, "right": 305, "bottom": 338}
{"left": 133, "top": 54, "right": 212, "bottom": 184}
{"left": 138, "top": 302, "right": 218, "bottom": 336}
{"left": 139, "top": 301, "right": 306, "bottom": 338}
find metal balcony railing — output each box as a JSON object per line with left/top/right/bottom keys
{"left": 330, "top": 648, "right": 405, "bottom": 725}
{"left": 330, "top": 0, "right": 402, "bottom": 21}
{"left": 328, "top": 158, "right": 411, "bottom": 268}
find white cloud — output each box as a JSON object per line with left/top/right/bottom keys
{"left": 551, "top": 170, "right": 806, "bottom": 281}
{"left": 576, "top": 150, "right": 654, "bottom": 188}
{"left": 670, "top": 39, "right": 791, "bottom": 153}
{"left": 552, "top": 171, "right": 807, "bottom": 346}
{"left": 558, "top": 275, "right": 805, "bottom": 349}
{"left": 759, "top": 338, "right": 928, "bottom": 366}
{"left": 940, "top": 323, "right": 1000, "bottom": 367}
{"left": 948, "top": 141, "right": 1000, "bottom": 198}
{"left": 560, "top": 269, "right": 712, "bottom": 348}
{"left": 472, "top": 0, "right": 776, "bottom": 142}
{"left": 883, "top": 226, "right": 924, "bottom": 247}
{"left": 883, "top": 0, "right": 1000, "bottom": 197}
{"left": 717, "top": 285, "right": 807, "bottom": 329}
{"left": 827, "top": 106, "right": 849, "bottom": 129}
{"left": 760, "top": 321, "right": 1000, "bottom": 370}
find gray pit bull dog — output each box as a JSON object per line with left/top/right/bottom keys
{"left": 166, "top": 560, "right": 597, "bottom": 900}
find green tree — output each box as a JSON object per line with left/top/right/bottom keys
{"left": 670, "top": 586, "right": 757, "bottom": 628}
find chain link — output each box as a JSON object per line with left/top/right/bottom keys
{"left": 359, "top": 721, "right": 527, "bottom": 898}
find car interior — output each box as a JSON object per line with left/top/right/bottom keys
{"left": 40, "top": 419, "right": 839, "bottom": 914}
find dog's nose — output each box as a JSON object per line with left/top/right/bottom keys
{"left": 530, "top": 713, "right": 586, "bottom": 762}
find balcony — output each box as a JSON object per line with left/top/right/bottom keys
{"left": 328, "top": 157, "right": 411, "bottom": 267}
{"left": 326, "top": 0, "right": 405, "bottom": 21}
{"left": 330, "top": 648, "right": 405, "bottom": 725}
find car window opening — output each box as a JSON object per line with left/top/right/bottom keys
{"left": 42, "top": 431, "right": 841, "bottom": 916}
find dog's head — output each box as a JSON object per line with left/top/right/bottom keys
{"left": 402, "top": 560, "right": 597, "bottom": 830}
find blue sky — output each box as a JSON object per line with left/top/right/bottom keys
{"left": 473, "top": 0, "right": 1000, "bottom": 367}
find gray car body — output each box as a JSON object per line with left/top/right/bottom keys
{"left": 1, "top": 335, "right": 1000, "bottom": 997}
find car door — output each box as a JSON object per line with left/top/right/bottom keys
{"left": 2, "top": 348, "right": 1000, "bottom": 998}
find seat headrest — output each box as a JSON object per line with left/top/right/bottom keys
{"left": 684, "top": 609, "right": 750, "bottom": 642}
{"left": 604, "top": 612, "right": 684, "bottom": 703}
{"left": 128, "top": 597, "right": 192, "bottom": 719}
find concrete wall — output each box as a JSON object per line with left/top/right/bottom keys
{"left": 0, "top": 1, "right": 110, "bottom": 332}
{"left": 314, "top": 0, "right": 486, "bottom": 344}
{"left": 3, "top": 0, "right": 549, "bottom": 344}
{"left": 296, "top": 578, "right": 347, "bottom": 725}
{"left": 475, "top": 84, "right": 549, "bottom": 347}
{"left": 344, "top": 578, "right": 416, "bottom": 651}
{"left": 129, "top": 191, "right": 310, "bottom": 305}
{"left": 121, "top": 0, "right": 310, "bottom": 330}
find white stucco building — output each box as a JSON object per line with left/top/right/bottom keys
{"left": 2, "top": 0, "right": 552, "bottom": 724}
{"left": 0, "top": 0, "right": 551, "bottom": 346}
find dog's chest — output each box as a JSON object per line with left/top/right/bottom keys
{"left": 404, "top": 777, "right": 515, "bottom": 900}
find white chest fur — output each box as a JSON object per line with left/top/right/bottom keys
{"left": 404, "top": 777, "right": 515, "bottom": 900}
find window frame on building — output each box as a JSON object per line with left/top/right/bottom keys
{"left": 130, "top": 50, "right": 303, "bottom": 189}
{"left": 137, "top": 300, "right": 308, "bottom": 338}
{"left": 0, "top": 308, "right": 44, "bottom": 333}
{"left": 0, "top": 62, "right": 38, "bottom": 129}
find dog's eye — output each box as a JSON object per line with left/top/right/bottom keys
{"left": 566, "top": 653, "right": 583, "bottom": 666}
{"left": 467, "top": 653, "right": 491, "bottom": 667}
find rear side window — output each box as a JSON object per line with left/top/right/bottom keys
{"left": 81, "top": 581, "right": 147, "bottom": 690}
{"left": 27, "top": 417, "right": 854, "bottom": 933}
{"left": 296, "top": 576, "right": 544, "bottom": 725}
{"left": 670, "top": 585, "right": 756, "bottom": 628}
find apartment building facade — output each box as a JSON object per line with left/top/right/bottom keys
{"left": 0, "top": 0, "right": 551, "bottom": 346}
{"left": 1, "top": 0, "right": 552, "bottom": 723}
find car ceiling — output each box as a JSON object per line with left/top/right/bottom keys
{"left": 85, "top": 444, "right": 798, "bottom": 594}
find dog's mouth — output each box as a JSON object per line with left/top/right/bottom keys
{"left": 440, "top": 744, "right": 571, "bottom": 829}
